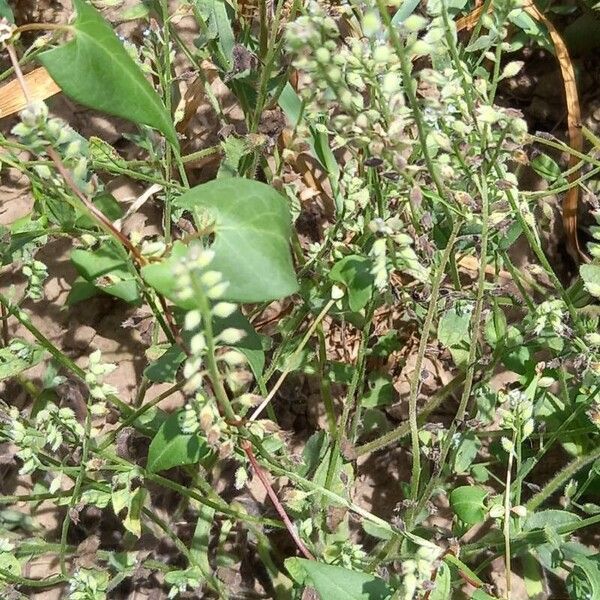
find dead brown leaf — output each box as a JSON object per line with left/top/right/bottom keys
{"left": 0, "top": 67, "right": 60, "bottom": 118}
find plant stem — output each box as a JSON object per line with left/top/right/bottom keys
{"left": 193, "top": 281, "right": 237, "bottom": 422}
{"left": 59, "top": 398, "right": 92, "bottom": 576}
{"left": 353, "top": 371, "right": 466, "bottom": 457}
{"left": 503, "top": 430, "right": 517, "bottom": 599}
{"left": 324, "top": 306, "right": 372, "bottom": 493}
{"left": 249, "top": 299, "right": 335, "bottom": 422}
{"left": 376, "top": 0, "right": 446, "bottom": 201}
{"left": 242, "top": 440, "right": 314, "bottom": 560}
{"left": 526, "top": 442, "right": 600, "bottom": 512}
{"left": 406, "top": 221, "right": 461, "bottom": 503}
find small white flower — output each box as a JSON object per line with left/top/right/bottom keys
{"left": 206, "top": 281, "right": 229, "bottom": 299}
{"left": 190, "top": 333, "right": 207, "bottom": 355}
{"left": 200, "top": 271, "right": 222, "bottom": 288}
{"left": 217, "top": 328, "right": 246, "bottom": 345}
{"left": 211, "top": 302, "right": 237, "bottom": 319}
{"left": 184, "top": 310, "right": 202, "bottom": 331}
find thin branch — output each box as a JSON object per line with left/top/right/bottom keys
{"left": 242, "top": 440, "right": 314, "bottom": 560}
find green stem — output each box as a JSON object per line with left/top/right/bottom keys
{"left": 317, "top": 324, "right": 337, "bottom": 436}
{"left": 324, "top": 306, "right": 373, "bottom": 493}
{"left": 526, "top": 443, "right": 600, "bottom": 512}
{"left": 192, "top": 283, "right": 236, "bottom": 422}
{"left": 249, "top": 299, "right": 336, "bottom": 422}
{"left": 0, "top": 569, "right": 66, "bottom": 589}
{"left": 409, "top": 175, "right": 490, "bottom": 526}
{"left": 353, "top": 370, "right": 469, "bottom": 457}
{"left": 407, "top": 221, "right": 461, "bottom": 503}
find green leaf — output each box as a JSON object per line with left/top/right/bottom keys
{"left": 213, "top": 309, "right": 265, "bottom": 378}
{"left": 75, "top": 193, "right": 124, "bottom": 229}
{"left": 196, "top": 0, "right": 235, "bottom": 67}
{"left": 438, "top": 304, "right": 471, "bottom": 365}
{"left": 171, "top": 178, "right": 298, "bottom": 302}
{"left": 279, "top": 83, "right": 303, "bottom": 128}
{"left": 146, "top": 410, "right": 213, "bottom": 473}
{"left": 443, "top": 554, "right": 484, "bottom": 588}
{"left": 190, "top": 503, "right": 214, "bottom": 575}
{"left": 0, "top": 216, "right": 48, "bottom": 266}
{"left": 123, "top": 487, "right": 145, "bottom": 537}
{"left": 438, "top": 305, "right": 471, "bottom": 348}
{"left": 580, "top": 264, "right": 600, "bottom": 299}
{"left": 0, "top": 0, "right": 14, "bottom": 23}
{"left": 530, "top": 153, "right": 563, "bottom": 184}
{"left": 298, "top": 431, "right": 328, "bottom": 478}
{"left": 70, "top": 242, "right": 140, "bottom": 303}
{"left": 141, "top": 240, "right": 189, "bottom": 305}
{"left": 285, "top": 558, "right": 392, "bottom": 600}
{"left": 484, "top": 301, "right": 507, "bottom": 348}
{"left": 522, "top": 552, "right": 544, "bottom": 599}
{"left": 144, "top": 345, "right": 186, "bottom": 383}
{"left": 67, "top": 277, "right": 100, "bottom": 305}
{"left": 523, "top": 509, "right": 581, "bottom": 531}
{"left": 449, "top": 485, "right": 488, "bottom": 525}
{"left": 217, "top": 136, "right": 248, "bottom": 178}
{"left": 0, "top": 340, "right": 45, "bottom": 382}
{"left": 361, "top": 519, "right": 393, "bottom": 541}
{"left": 452, "top": 433, "right": 481, "bottom": 474}
{"left": 0, "top": 551, "right": 20, "bottom": 576}
{"left": 429, "top": 562, "right": 451, "bottom": 600}
{"left": 361, "top": 374, "right": 397, "bottom": 408}
{"left": 39, "top": 0, "right": 178, "bottom": 147}
{"left": 329, "top": 255, "right": 375, "bottom": 312}
{"left": 120, "top": 1, "right": 150, "bottom": 20}
{"left": 392, "top": 0, "right": 420, "bottom": 24}
{"left": 566, "top": 554, "right": 600, "bottom": 600}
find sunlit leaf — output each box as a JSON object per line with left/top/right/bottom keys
{"left": 171, "top": 178, "right": 298, "bottom": 302}
{"left": 449, "top": 485, "right": 488, "bottom": 525}
{"left": 39, "top": 0, "right": 177, "bottom": 146}
{"left": 285, "top": 558, "right": 392, "bottom": 600}
{"left": 146, "top": 410, "right": 213, "bottom": 473}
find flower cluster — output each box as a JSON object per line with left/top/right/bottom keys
{"left": 13, "top": 102, "right": 95, "bottom": 196}
{"left": 396, "top": 543, "right": 443, "bottom": 600}
{"left": 84, "top": 350, "right": 118, "bottom": 414}
{"left": 498, "top": 389, "right": 535, "bottom": 447}
{"left": 2, "top": 400, "right": 82, "bottom": 475}
{"left": 22, "top": 257, "right": 48, "bottom": 301}
{"left": 529, "top": 299, "right": 567, "bottom": 337}
{"left": 179, "top": 392, "right": 233, "bottom": 457}
{"left": 174, "top": 243, "right": 246, "bottom": 394}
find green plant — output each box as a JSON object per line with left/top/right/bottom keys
{"left": 1, "top": 0, "right": 599, "bottom": 598}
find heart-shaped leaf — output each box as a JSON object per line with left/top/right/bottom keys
{"left": 146, "top": 410, "right": 213, "bottom": 473}
{"left": 39, "top": 0, "right": 177, "bottom": 147}
{"left": 171, "top": 178, "right": 298, "bottom": 302}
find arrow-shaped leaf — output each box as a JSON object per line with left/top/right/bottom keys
{"left": 39, "top": 0, "right": 177, "bottom": 147}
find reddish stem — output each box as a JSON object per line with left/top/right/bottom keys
{"left": 242, "top": 440, "right": 314, "bottom": 560}
{"left": 46, "top": 147, "right": 145, "bottom": 264}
